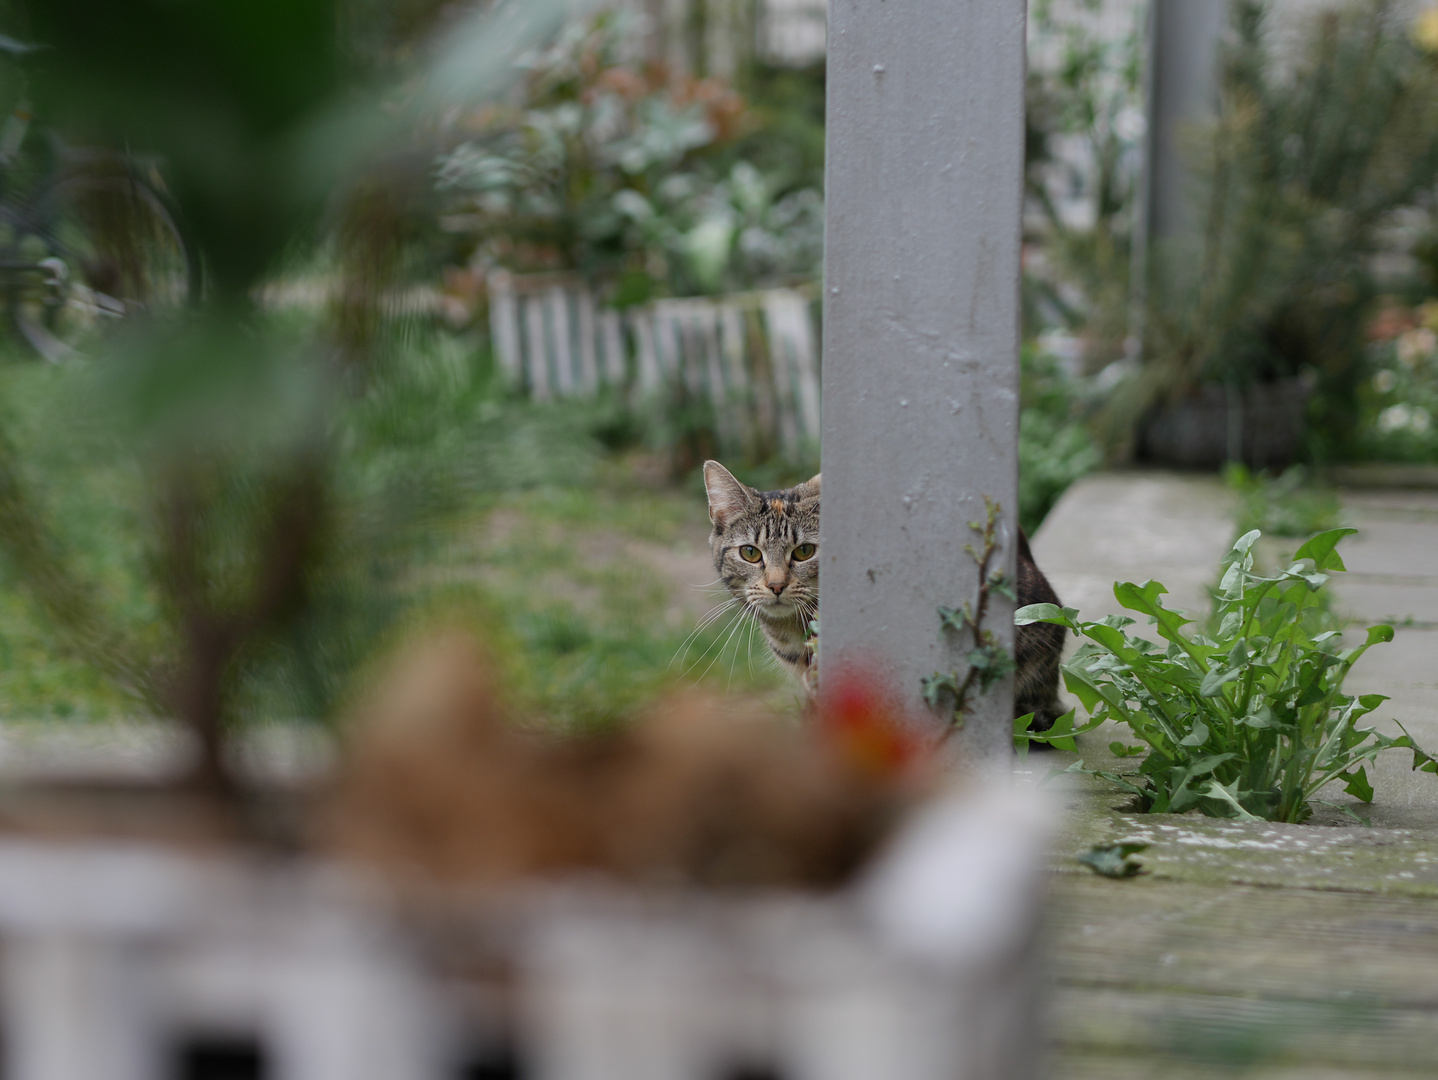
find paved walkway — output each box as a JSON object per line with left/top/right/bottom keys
{"left": 1030, "top": 472, "right": 1438, "bottom": 1078}
{"left": 1031, "top": 471, "right": 1237, "bottom": 626}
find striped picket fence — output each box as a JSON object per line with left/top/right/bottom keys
{"left": 487, "top": 270, "right": 821, "bottom": 460}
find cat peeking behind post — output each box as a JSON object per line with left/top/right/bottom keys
{"left": 702, "top": 460, "right": 1065, "bottom": 730}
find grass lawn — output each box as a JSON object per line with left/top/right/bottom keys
{"left": 0, "top": 336, "right": 797, "bottom": 729}
{"left": 415, "top": 461, "right": 796, "bottom": 730}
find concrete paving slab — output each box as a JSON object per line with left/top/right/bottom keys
{"left": 1343, "top": 629, "right": 1438, "bottom": 735}
{"left": 1031, "top": 471, "right": 1236, "bottom": 624}
{"left": 1335, "top": 627, "right": 1438, "bottom": 828}
{"left": 1330, "top": 580, "right": 1438, "bottom": 625}
{"left": 1338, "top": 487, "right": 1438, "bottom": 518}
{"left": 1331, "top": 521, "right": 1438, "bottom": 578}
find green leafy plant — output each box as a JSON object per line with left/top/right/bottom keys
{"left": 1016, "top": 528, "right": 1437, "bottom": 823}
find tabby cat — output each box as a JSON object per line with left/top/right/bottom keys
{"left": 703, "top": 460, "right": 1065, "bottom": 728}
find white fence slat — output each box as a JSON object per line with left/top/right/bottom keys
{"left": 0, "top": 796, "right": 1047, "bottom": 1080}
{"left": 600, "top": 310, "right": 626, "bottom": 385}
{"left": 575, "top": 291, "right": 600, "bottom": 396}
{"left": 719, "top": 304, "right": 748, "bottom": 393}
{"left": 677, "top": 305, "right": 705, "bottom": 398}
{"left": 763, "top": 293, "right": 801, "bottom": 455}
{"left": 523, "top": 296, "right": 551, "bottom": 403}
{"left": 718, "top": 304, "right": 754, "bottom": 450}
{"left": 4, "top": 935, "right": 160, "bottom": 1080}
{"left": 631, "top": 311, "right": 661, "bottom": 393}
{"left": 488, "top": 271, "right": 521, "bottom": 383}
{"left": 781, "top": 292, "right": 822, "bottom": 441}
{"left": 546, "top": 286, "right": 575, "bottom": 397}
{"left": 655, "top": 303, "right": 683, "bottom": 386}
{"left": 488, "top": 271, "right": 821, "bottom": 461}
{"left": 698, "top": 304, "right": 735, "bottom": 446}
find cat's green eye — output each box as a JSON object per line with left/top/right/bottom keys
{"left": 739, "top": 545, "right": 763, "bottom": 563}
{"left": 791, "top": 543, "right": 817, "bottom": 562}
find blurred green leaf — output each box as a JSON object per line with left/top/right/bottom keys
{"left": 1078, "top": 841, "right": 1149, "bottom": 879}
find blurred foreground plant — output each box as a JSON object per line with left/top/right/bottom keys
{"left": 1016, "top": 528, "right": 1436, "bottom": 823}
{"left": 0, "top": 0, "right": 575, "bottom": 798}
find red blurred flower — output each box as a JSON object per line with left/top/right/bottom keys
{"left": 1368, "top": 300, "right": 1417, "bottom": 342}
{"left": 817, "top": 665, "right": 928, "bottom": 779}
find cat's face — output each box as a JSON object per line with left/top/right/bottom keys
{"left": 703, "top": 461, "right": 821, "bottom": 624}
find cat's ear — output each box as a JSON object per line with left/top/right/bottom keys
{"left": 793, "top": 472, "right": 821, "bottom": 499}
{"left": 703, "top": 461, "right": 755, "bottom": 527}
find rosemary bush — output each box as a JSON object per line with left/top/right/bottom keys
{"left": 1016, "top": 528, "right": 1436, "bottom": 822}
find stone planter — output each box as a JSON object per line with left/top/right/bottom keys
{"left": 1140, "top": 375, "right": 1313, "bottom": 470}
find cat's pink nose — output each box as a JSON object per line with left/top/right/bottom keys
{"left": 767, "top": 582, "right": 785, "bottom": 596}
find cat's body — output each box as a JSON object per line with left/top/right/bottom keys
{"left": 1012, "top": 528, "right": 1066, "bottom": 728}
{"left": 703, "top": 461, "right": 1066, "bottom": 728}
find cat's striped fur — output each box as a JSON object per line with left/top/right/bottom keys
{"left": 703, "top": 460, "right": 1065, "bottom": 727}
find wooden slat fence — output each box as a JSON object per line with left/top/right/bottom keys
{"left": 488, "top": 270, "right": 821, "bottom": 461}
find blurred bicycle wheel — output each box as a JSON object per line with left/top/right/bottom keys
{"left": 14, "top": 165, "right": 199, "bottom": 360}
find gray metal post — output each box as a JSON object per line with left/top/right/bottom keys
{"left": 1146, "top": 0, "right": 1228, "bottom": 244}
{"left": 821, "top": 0, "right": 1027, "bottom": 758}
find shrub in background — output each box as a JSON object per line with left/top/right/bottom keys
{"left": 1023, "top": 0, "right": 1146, "bottom": 361}
{"left": 433, "top": 12, "right": 824, "bottom": 298}
{"left": 1121, "top": 0, "right": 1438, "bottom": 460}
{"left": 1356, "top": 299, "right": 1438, "bottom": 460}
{"left": 1018, "top": 343, "right": 1102, "bottom": 533}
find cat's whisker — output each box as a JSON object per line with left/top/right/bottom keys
{"left": 675, "top": 599, "right": 754, "bottom": 679}
{"left": 695, "top": 606, "right": 753, "bottom": 684}
{"left": 689, "top": 597, "right": 742, "bottom": 636}
{"left": 685, "top": 617, "right": 738, "bottom": 683}
{"left": 696, "top": 596, "right": 744, "bottom": 623}
{"left": 726, "top": 610, "right": 746, "bottom": 689}
{"left": 715, "top": 608, "right": 758, "bottom": 677}
{"left": 668, "top": 598, "right": 744, "bottom": 672}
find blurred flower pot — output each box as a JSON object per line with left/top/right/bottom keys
{"left": 1140, "top": 375, "right": 1313, "bottom": 470}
